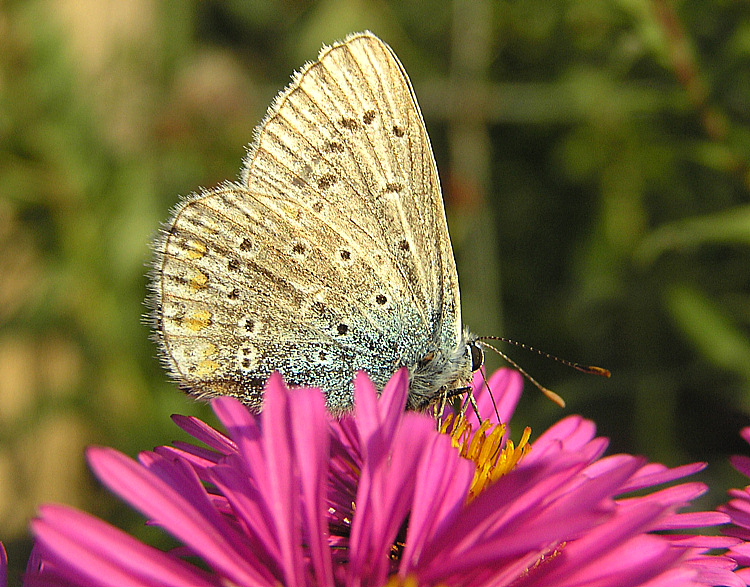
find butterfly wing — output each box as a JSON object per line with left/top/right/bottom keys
{"left": 152, "top": 32, "right": 466, "bottom": 412}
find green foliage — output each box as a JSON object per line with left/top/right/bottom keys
{"left": 2, "top": 0, "right": 750, "bottom": 581}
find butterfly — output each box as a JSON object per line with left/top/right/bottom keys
{"left": 149, "top": 31, "right": 483, "bottom": 414}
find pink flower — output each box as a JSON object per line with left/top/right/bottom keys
{"left": 24, "top": 369, "right": 745, "bottom": 586}
{"left": 1, "top": 542, "right": 6, "bottom": 587}
{"left": 717, "top": 427, "right": 750, "bottom": 584}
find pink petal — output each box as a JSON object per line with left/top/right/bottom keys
{"left": 153, "top": 444, "right": 222, "bottom": 475}
{"left": 667, "top": 534, "right": 741, "bottom": 549}
{"left": 724, "top": 525, "right": 750, "bottom": 541}
{"left": 466, "top": 368, "right": 523, "bottom": 426}
{"left": 730, "top": 455, "right": 750, "bottom": 478}
{"left": 378, "top": 368, "right": 410, "bottom": 434}
{"left": 207, "top": 459, "right": 280, "bottom": 571}
{"left": 546, "top": 535, "right": 683, "bottom": 587}
{"left": 688, "top": 559, "right": 745, "bottom": 587}
{"left": 582, "top": 453, "right": 640, "bottom": 479}
{"left": 619, "top": 462, "right": 707, "bottom": 493}
{"left": 348, "top": 411, "right": 434, "bottom": 586}
{"left": 688, "top": 553, "right": 738, "bottom": 571}
{"left": 288, "top": 385, "right": 335, "bottom": 587}
{"left": 524, "top": 505, "right": 684, "bottom": 587}
{"left": 658, "top": 511, "right": 730, "bottom": 530}
{"left": 399, "top": 433, "right": 474, "bottom": 575}
{"left": 326, "top": 416, "right": 361, "bottom": 528}
{"left": 353, "top": 371, "right": 381, "bottom": 443}
{"left": 617, "top": 482, "right": 709, "bottom": 511}
{"left": 31, "top": 505, "right": 217, "bottom": 587}
{"left": 87, "top": 447, "right": 274, "bottom": 587}
{"left": 721, "top": 499, "right": 750, "bottom": 529}
{"left": 418, "top": 455, "right": 648, "bottom": 580}
{"left": 170, "top": 414, "right": 237, "bottom": 455}
{"left": 727, "top": 487, "right": 750, "bottom": 500}
{"left": 729, "top": 540, "right": 750, "bottom": 557}
{"left": 486, "top": 368, "right": 524, "bottom": 424}
{"left": 637, "top": 567, "right": 701, "bottom": 587}
{"left": 0, "top": 541, "right": 6, "bottom": 587}
{"left": 354, "top": 369, "right": 408, "bottom": 453}
{"left": 347, "top": 369, "right": 413, "bottom": 584}
{"left": 523, "top": 416, "right": 601, "bottom": 464}
{"left": 24, "top": 543, "right": 44, "bottom": 580}
{"left": 211, "top": 395, "right": 265, "bottom": 487}
{"left": 260, "top": 374, "right": 305, "bottom": 587}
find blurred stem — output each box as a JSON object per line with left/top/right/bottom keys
{"left": 650, "top": 0, "right": 750, "bottom": 189}
{"left": 448, "top": 0, "right": 503, "bottom": 337}
{"left": 650, "top": 0, "right": 725, "bottom": 141}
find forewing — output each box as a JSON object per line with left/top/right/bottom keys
{"left": 242, "top": 32, "right": 462, "bottom": 346}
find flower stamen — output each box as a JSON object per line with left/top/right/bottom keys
{"left": 442, "top": 414, "right": 532, "bottom": 497}
{"left": 384, "top": 575, "right": 419, "bottom": 587}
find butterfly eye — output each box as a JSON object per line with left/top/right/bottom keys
{"left": 470, "top": 343, "right": 484, "bottom": 372}
{"left": 417, "top": 352, "right": 435, "bottom": 369}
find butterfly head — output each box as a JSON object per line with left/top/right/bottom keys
{"left": 406, "top": 329, "right": 481, "bottom": 411}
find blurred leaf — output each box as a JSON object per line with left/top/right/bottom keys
{"left": 635, "top": 205, "right": 750, "bottom": 265}
{"left": 666, "top": 285, "right": 750, "bottom": 383}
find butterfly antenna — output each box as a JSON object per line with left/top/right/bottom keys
{"left": 477, "top": 340, "right": 567, "bottom": 408}
{"left": 479, "top": 336, "right": 611, "bottom": 378}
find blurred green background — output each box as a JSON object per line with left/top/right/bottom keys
{"left": 3, "top": 0, "right": 750, "bottom": 581}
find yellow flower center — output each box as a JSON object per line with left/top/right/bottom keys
{"left": 441, "top": 413, "right": 531, "bottom": 497}
{"left": 384, "top": 575, "right": 419, "bottom": 587}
